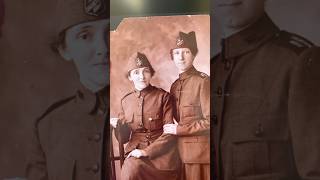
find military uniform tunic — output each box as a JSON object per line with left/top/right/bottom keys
{"left": 26, "top": 86, "right": 109, "bottom": 180}
{"left": 116, "top": 85, "right": 180, "bottom": 180}
{"left": 170, "top": 66, "right": 210, "bottom": 180}
{"left": 212, "top": 13, "right": 320, "bottom": 180}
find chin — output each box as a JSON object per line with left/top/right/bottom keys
{"left": 137, "top": 83, "right": 149, "bottom": 89}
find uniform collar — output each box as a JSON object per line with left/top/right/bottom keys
{"left": 134, "top": 85, "right": 154, "bottom": 98}
{"left": 179, "top": 66, "right": 198, "bottom": 80}
{"left": 222, "top": 13, "right": 280, "bottom": 59}
{"left": 95, "top": 86, "right": 109, "bottom": 114}
{"left": 76, "top": 85, "right": 108, "bottom": 115}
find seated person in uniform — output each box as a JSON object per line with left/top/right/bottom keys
{"left": 110, "top": 52, "right": 180, "bottom": 180}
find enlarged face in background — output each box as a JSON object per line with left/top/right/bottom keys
{"left": 59, "top": 19, "right": 109, "bottom": 92}
{"left": 212, "top": 0, "right": 266, "bottom": 30}
{"left": 0, "top": 0, "right": 4, "bottom": 37}
{"left": 172, "top": 48, "right": 195, "bottom": 73}
{"left": 128, "top": 67, "right": 152, "bottom": 91}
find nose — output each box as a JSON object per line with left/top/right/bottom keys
{"left": 94, "top": 31, "right": 108, "bottom": 57}
{"left": 138, "top": 72, "right": 145, "bottom": 80}
{"left": 177, "top": 52, "right": 184, "bottom": 60}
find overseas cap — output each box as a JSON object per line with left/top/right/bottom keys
{"left": 171, "top": 31, "right": 198, "bottom": 58}
{"left": 126, "top": 52, "right": 155, "bottom": 77}
{"left": 55, "top": 0, "right": 107, "bottom": 32}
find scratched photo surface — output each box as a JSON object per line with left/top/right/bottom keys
{"left": 109, "top": 15, "right": 210, "bottom": 179}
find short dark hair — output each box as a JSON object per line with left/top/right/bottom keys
{"left": 50, "top": 29, "right": 67, "bottom": 54}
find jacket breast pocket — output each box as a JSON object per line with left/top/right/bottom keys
{"left": 181, "top": 105, "right": 202, "bottom": 122}
{"left": 232, "top": 140, "right": 291, "bottom": 178}
{"left": 146, "top": 113, "right": 162, "bottom": 130}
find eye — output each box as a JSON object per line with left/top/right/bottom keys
{"left": 143, "top": 68, "right": 151, "bottom": 73}
{"left": 133, "top": 70, "right": 139, "bottom": 75}
{"left": 184, "top": 50, "right": 190, "bottom": 54}
{"left": 173, "top": 51, "right": 180, "bottom": 55}
{"left": 77, "top": 31, "right": 92, "bottom": 40}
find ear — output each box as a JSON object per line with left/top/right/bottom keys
{"left": 128, "top": 74, "right": 133, "bottom": 81}
{"left": 170, "top": 49, "right": 174, "bottom": 60}
{"left": 57, "top": 45, "right": 72, "bottom": 61}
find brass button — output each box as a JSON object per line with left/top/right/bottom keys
{"left": 91, "top": 163, "right": 100, "bottom": 173}
{"left": 254, "top": 125, "right": 264, "bottom": 137}
{"left": 217, "top": 87, "right": 223, "bottom": 96}
{"left": 212, "top": 115, "right": 218, "bottom": 124}
{"left": 224, "top": 60, "right": 231, "bottom": 70}
{"left": 93, "top": 133, "right": 101, "bottom": 142}
{"left": 86, "top": 163, "right": 99, "bottom": 173}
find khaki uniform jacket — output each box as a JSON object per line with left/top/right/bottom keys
{"left": 116, "top": 85, "right": 180, "bottom": 171}
{"left": 212, "top": 13, "right": 320, "bottom": 180}
{"left": 170, "top": 66, "right": 210, "bottom": 164}
{"left": 26, "top": 86, "right": 108, "bottom": 180}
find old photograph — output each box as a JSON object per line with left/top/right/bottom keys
{"left": 110, "top": 15, "right": 210, "bottom": 180}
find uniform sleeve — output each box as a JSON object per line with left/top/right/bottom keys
{"left": 144, "top": 93, "right": 177, "bottom": 159}
{"left": 25, "top": 122, "right": 48, "bottom": 180}
{"left": 176, "top": 77, "right": 210, "bottom": 136}
{"left": 288, "top": 47, "right": 320, "bottom": 179}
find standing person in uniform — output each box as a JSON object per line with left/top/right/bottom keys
{"left": 212, "top": 0, "right": 320, "bottom": 179}
{"left": 25, "top": 0, "right": 109, "bottom": 179}
{"left": 110, "top": 52, "right": 180, "bottom": 180}
{"left": 163, "top": 31, "right": 210, "bottom": 180}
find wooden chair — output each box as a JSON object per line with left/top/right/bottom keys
{"left": 110, "top": 127, "right": 125, "bottom": 180}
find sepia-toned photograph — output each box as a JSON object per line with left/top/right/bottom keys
{"left": 109, "top": 15, "right": 210, "bottom": 180}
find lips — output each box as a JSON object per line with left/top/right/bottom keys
{"left": 176, "top": 61, "right": 185, "bottom": 65}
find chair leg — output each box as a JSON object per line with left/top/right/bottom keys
{"left": 110, "top": 128, "right": 117, "bottom": 180}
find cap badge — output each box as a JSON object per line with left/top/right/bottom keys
{"left": 177, "top": 38, "right": 184, "bottom": 46}
{"left": 136, "top": 58, "right": 143, "bottom": 66}
{"left": 84, "top": 0, "right": 106, "bottom": 16}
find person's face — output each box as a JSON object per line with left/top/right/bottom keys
{"left": 128, "top": 67, "right": 152, "bottom": 91}
{"left": 60, "top": 19, "right": 109, "bottom": 92}
{"left": 213, "top": 0, "right": 266, "bottom": 30}
{"left": 172, "top": 48, "right": 195, "bottom": 73}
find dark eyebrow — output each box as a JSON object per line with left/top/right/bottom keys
{"left": 80, "top": 25, "right": 93, "bottom": 31}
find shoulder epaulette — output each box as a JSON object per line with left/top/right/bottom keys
{"left": 275, "top": 30, "right": 314, "bottom": 55}
{"left": 120, "top": 91, "right": 135, "bottom": 102}
{"left": 36, "top": 94, "right": 76, "bottom": 123}
{"left": 158, "top": 87, "right": 169, "bottom": 94}
{"left": 198, "top": 71, "right": 209, "bottom": 79}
